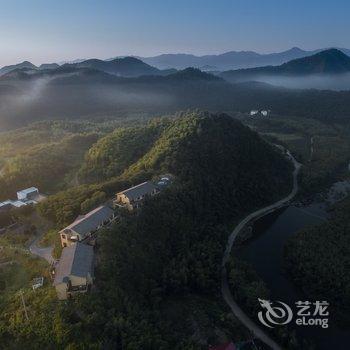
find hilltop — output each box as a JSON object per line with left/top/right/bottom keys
{"left": 62, "top": 56, "right": 166, "bottom": 77}
{"left": 0, "top": 111, "right": 294, "bottom": 349}
{"left": 0, "top": 61, "right": 37, "bottom": 76}
{"left": 40, "top": 112, "right": 293, "bottom": 226}
{"left": 221, "top": 49, "right": 350, "bottom": 83}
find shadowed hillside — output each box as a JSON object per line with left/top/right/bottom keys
{"left": 0, "top": 111, "right": 294, "bottom": 349}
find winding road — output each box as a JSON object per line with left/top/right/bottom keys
{"left": 221, "top": 148, "right": 301, "bottom": 350}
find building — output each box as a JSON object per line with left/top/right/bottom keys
{"left": 115, "top": 181, "right": 159, "bottom": 211}
{"left": 59, "top": 205, "right": 116, "bottom": 247}
{"left": 17, "top": 187, "right": 39, "bottom": 201}
{"left": 0, "top": 199, "right": 27, "bottom": 210}
{"left": 0, "top": 187, "right": 44, "bottom": 212}
{"left": 32, "top": 277, "right": 44, "bottom": 290}
{"left": 53, "top": 242, "right": 94, "bottom": 300}
{"left": 250, "top": 109, "right": 270, "bottom": 117}
{"left": 0, "top": 201, "right": 13, "bottom": 212}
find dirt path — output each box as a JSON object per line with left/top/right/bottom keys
{"left": 221, "top": 148, "right": 301, "bottom": 350}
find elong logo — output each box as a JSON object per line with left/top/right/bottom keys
{"left": 258, "top": 299, "right": 293, "bottom": 328}
{"left": 257, "top": 299, "right": 329, "bottom": 329}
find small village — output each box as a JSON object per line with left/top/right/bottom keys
{"left": 0, "top": 178, "right": 170, "bottom": 300}
{"left": 53, "top": 177, "right": 170, "bottom": 299}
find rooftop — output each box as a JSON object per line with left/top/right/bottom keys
{"left": 1, "top": 200, "right": 27, "bottom": 208}
{"left": 61, "top": 205, "right": 114, "bottom": 238}
{"left": 54, "top": 242, "right": 94, "bottom": 285}
{"left": 17, "top": 187, "right": 38, "bottom": 195}
{"left": 118, "top": 181, "right": 158, "bottom": 201}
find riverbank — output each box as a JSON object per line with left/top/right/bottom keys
{"left": 238, "top": 181, "right": 350, "bottom": 349}
{"left": 221, "top": 148, "right": 301, "bottom": 350}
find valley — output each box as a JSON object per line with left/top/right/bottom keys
{"left": 0, "top": 47, "right": 350, "bottom": 350}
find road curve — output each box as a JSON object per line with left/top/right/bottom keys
{"left": 221, "top": 148, "right": 301, "bottom": 350}
{"left": 29, "top": 235, "right": 55, "bottom": 264}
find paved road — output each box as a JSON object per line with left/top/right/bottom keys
{"left": 221, "top": 148, "right": 301, "bottom": 350}
{"left": 29, "top": 235, "right": 55, "bottom": 264}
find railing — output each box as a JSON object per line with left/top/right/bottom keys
{"left": 69, "top": 285, "right": 88, "bottom": 292}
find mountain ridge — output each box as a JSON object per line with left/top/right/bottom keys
{"left": 134, "top": 47, "right": 350, "bottom": 70}
{"left": 220, "top": 49, "right": 350, "bottom": 83}
{"left": 3, "top": 47, "right": 350, "bottom": 76}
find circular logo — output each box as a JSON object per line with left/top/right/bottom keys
{"left": 258, "top": 298, "right": 293, "bottom": 328}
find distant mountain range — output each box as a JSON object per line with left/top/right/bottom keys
{"left": 1, "top": 56, "right": 350, "bottom": 130}
{"left": 0, "top": 61, "right": 37, "bottom": 76}
{"left": 0, "top": 57, "right": 175, "bottom": 78}
{"left": 221, "top": 49, "right": 350, "bottom": 80}
{"left": 134, "top": 47, "right": 350, "bottom": 70}
{"left": 1, "top": 48, "right": 350, "bottom": 131}
{"left": 3, "top": 47, "right": 350, "bottom": 79}
{"left": 61, "top": 57, "right": 175, "bottom": 77}
{"left": 1, "top": 49, "right": 350, "bottom": 92}
{"left": 219, "top": 49, "right": 350, "bottom": 88}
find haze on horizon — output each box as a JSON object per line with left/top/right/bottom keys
{"left": 0, "top": 0, "right": 349, "bottom": 67}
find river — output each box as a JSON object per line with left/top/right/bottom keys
{"left": 237, "top": 183, "right": 350, "bottom": 349}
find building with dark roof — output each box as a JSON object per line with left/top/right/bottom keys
{"left": 59, "top": 205, "right": 116, "bottom": 247}
{"left": 115, "top": 181, "right": 159, "bottom": 211}
{"left": 53, "top": 242, "right": 94, "bottom": 300}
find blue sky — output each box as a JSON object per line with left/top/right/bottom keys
{"left": 0, "top": 0, "right": 349, "bottom": 66}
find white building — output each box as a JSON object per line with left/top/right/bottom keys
{"left": 17, "top": 187, "right": 39, "bottom": 201}
{"left": 0, "top": 200, "right": 27, "bottom": 210}
{"left": 250, "top": 110, "right": 270, "bottom": 117}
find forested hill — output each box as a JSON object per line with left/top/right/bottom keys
{"left": 284, "top": 197, "right": 350, "bottom": 326}
{"left": 220, "top": 49, "right": 350, "bottom": 82}
{"left": 0, "top": 112, "right": 296, "bottom": 348}
{"left": 1, "top": 64, "right": 350, "bottom": 130}
{"left": 39, "top": 112, "right": 293, "bottom": 227}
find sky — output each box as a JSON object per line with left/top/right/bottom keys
{"left": 0, "top": 0, "right": 349, "bottom": 66}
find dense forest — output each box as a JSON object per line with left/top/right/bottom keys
{"left": 0, "top": 119, "right": 146, "bottom": 200}
{"left": 37, "top": 112, "right": 293, "bottom": 226}
{"left": 244, "top": 116, "right": 350, "bottom": 195}
{"left": 284, "top": 197, "right": 350, "bottom": 326}
{"left": 0, "top": 112, "right": 294, "bottom": 348}
{"left": 1, "top": 66, "right": 350, "bottom": 130}
{"left": 78, "top": 119, "right": 170, "bottom": 183}
{"left": 0, "top": 133, "right": 99, "bottom": 199}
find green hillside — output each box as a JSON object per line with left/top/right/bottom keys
{"left": 39, "top": 112, "right": 293, "bottom": 226}
{"left": 78, "top": 119, "right": 170, "bottom": 183}
{"left": 12, "top": 111, "right": 293, "bottom": 348}
{"left": 0, "top": 133, "right": 99, "bottom": 200}
{"left": 284, "top": 197, "right": 350, "bottom": 326}
{"left": 0, "top": 112, "right": 295, "bottom": 349}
